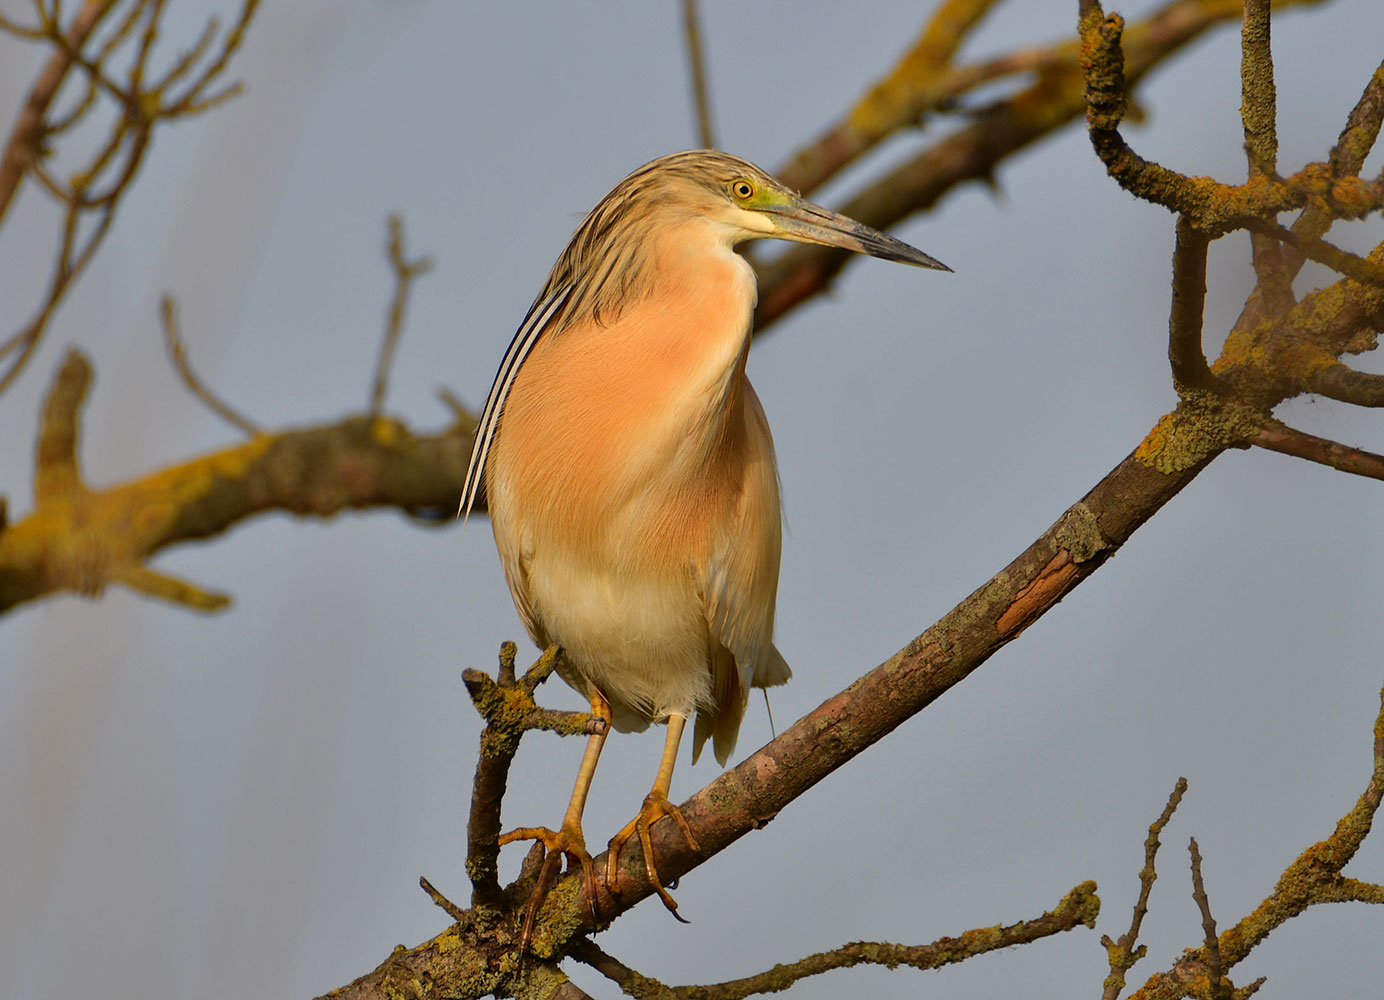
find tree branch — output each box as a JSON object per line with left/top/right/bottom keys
{"left": 572, "top": 882, "right": 1098, "bottom": 1000}
{"left": 1251, "top": 420, "right": 1384, "bottom": 482}
{"left": 755, "top": 0, "right": 1285, "bottom": 332}
{"left": 1125, "top": 685, "right": 1384, "bottom": 998}
{"left": 1100, "top": 779, "right": 1188, "bottom": 999}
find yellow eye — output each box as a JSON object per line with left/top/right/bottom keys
{"left": 731, "top": 179, "right": 754, "bottom": 200}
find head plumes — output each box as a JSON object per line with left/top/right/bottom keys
{"left": 531, "top": 152, "right": 787, "bottom": 328}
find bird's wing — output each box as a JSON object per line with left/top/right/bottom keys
{"left": 696, "top": 553, "right": 792, "bottom": 765}
{"left": 458, "top": 283, "right": 573, "bottom": 520}
{"left": 693, "top": 385, "right": 791, "bottom": 766}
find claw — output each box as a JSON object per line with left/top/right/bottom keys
{"left": 606, "top": 790, "right": 699, "bottom": 920}
{"left": 499, "top": 824, "right": 597, "bottom": 954}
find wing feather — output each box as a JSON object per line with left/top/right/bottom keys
{"left": 458, "top": 284, "right": 573, "bottom": 520}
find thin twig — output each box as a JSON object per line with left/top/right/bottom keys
{"left": 161, "top": 295, "right": 262, "bottom": 437}
{"left": 1129, "top": 686, "right": 1384, "bottom": 996}
{"left": 574, "top": 883, "right": 1098, "bottom": 1000}
{"left": 418, "top": 875, "right": 467, "bottom": 924}
{"left": 0, "top": 0, "right": 114, "bottom": 222}
{"left": 1251, "top": 420, "right": 1384, "bottom": 482}
{"left": 368, "top": 214, "right": 434, "bottom": 418}
{"left": 1100, "top": 778, "right": 1187, "bottom": 1000}
{"left": 680, "top": 0, "right": 715, "bottom": 150}
{"left": 0, "top": 0, "right": 261, "bottom": 396}
{"left": 1189, "top": 838, "right": 1226, "bottom": 999}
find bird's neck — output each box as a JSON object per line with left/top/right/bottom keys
{"left": 645, "top": 221, "right": 759, "bottom": 449}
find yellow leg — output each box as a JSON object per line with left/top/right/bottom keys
{"left": 606, "top": 712, "right": 700, "bottom": 919}
{"left": 498, "top": 692, "right": 610, "bottom": 952}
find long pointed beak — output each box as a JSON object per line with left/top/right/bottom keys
{"left": 766, "top": 199, "right": 951, "bottom": 271}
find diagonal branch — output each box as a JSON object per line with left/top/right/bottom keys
{"left": 162, "top": 294, "right": 263, "bottom": 437}
{"left": 755, "top": 0, "right": 1284, "bottom": 332}
{"left": 1251, "top": 420, "right": 1384, "bottom": 482}
{"left": 0, "top": 0, "right": 114, "bottom": 221}
{"left": 320, "top": 411, "right": 1226, "bottom": 999}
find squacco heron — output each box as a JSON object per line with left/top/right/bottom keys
{"left": 461, "top": 150, "right": 948, "bottom": 928}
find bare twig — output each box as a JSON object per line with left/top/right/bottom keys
{"left": 0, "top": 0, "right": 261, "bottom": 395}
{"left": 1128, "top": 686, "right": 1384, "bottom": 997}
{"left": 0, "top": 0, "right": 114, "bottom": 221}
{"left": 1239, "top": 0, "right": 1276, "bottom": 172}
{"left": 1251, "top": 421, "right": 1384, "bottom": 482}
{"left": 0, "top": 349, "right": 480, "bottom": 614}
{"left": 161, "top": 295, "right": 262, "bottom": 437}
{"left": 1244, "top": 219, "right": 1384, "bottom": 288}
{"left": 419, "top": 876, "right": 468, "bottom": 924}
{"left": 1188, "top": 838, "right": 1227, "bottom": 1000}
{"left": 368, "top": 214, "right": 434, "bottom": 418}
{"left": 679, "top": 0, "right": 716, "bottom": 150}
{"left": 1100, "top": 778, "right": 1187, "bottom": 1000}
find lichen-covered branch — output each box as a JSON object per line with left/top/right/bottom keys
{"left": 461, "top": 644, "right": 602, "bottom": 906}
{"left": 1120, "top": 687, "right": 1384, "bottom": 999}
{"left": 0, "top": 349, "right": 477, "bottom": 614}
{"left": 775, "top": 0, "right": 1000, "bottom": 197}
{"left": 755, "top": 0, "right": 1288, "bottom": 332}
{"left": 572, "top": 881, "right": 1098, "bottom": 1000}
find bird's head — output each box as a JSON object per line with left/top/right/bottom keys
{"left": 634, "top": 150, "right": 951, "bottom": 271}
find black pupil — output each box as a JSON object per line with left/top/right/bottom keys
{"left": 737, "top": 183, "right": 750, "bottom": 196}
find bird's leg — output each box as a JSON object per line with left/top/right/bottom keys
{"left": 499, "top": 692, "right": 610, "bottom": 951}
{"left": 606, "top": 712, "right": 700, "bottom": 920}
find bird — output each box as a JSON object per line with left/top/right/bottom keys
{"left": 460, "top": 149, "right": 948, "bottom": 934}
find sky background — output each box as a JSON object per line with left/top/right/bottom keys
{"left": 2, "top": 1, "right": 1383, "bottom": 998}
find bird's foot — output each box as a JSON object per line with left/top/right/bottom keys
{"left": 499, "top": 823, "right": 595, "bottom": 954}
{"left": 606, "top": 791, "right": 699, "bottom": 921}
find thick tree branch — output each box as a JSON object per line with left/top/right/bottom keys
{"left": 320, "top": 414, "right": 1222, "bottom": 999}
{"left": 0, "top": 350, "right": 475, "bottom": 614}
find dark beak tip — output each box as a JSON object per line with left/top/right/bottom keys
{"left": 904, "top": 252, "right": 952, "bottom": 272}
